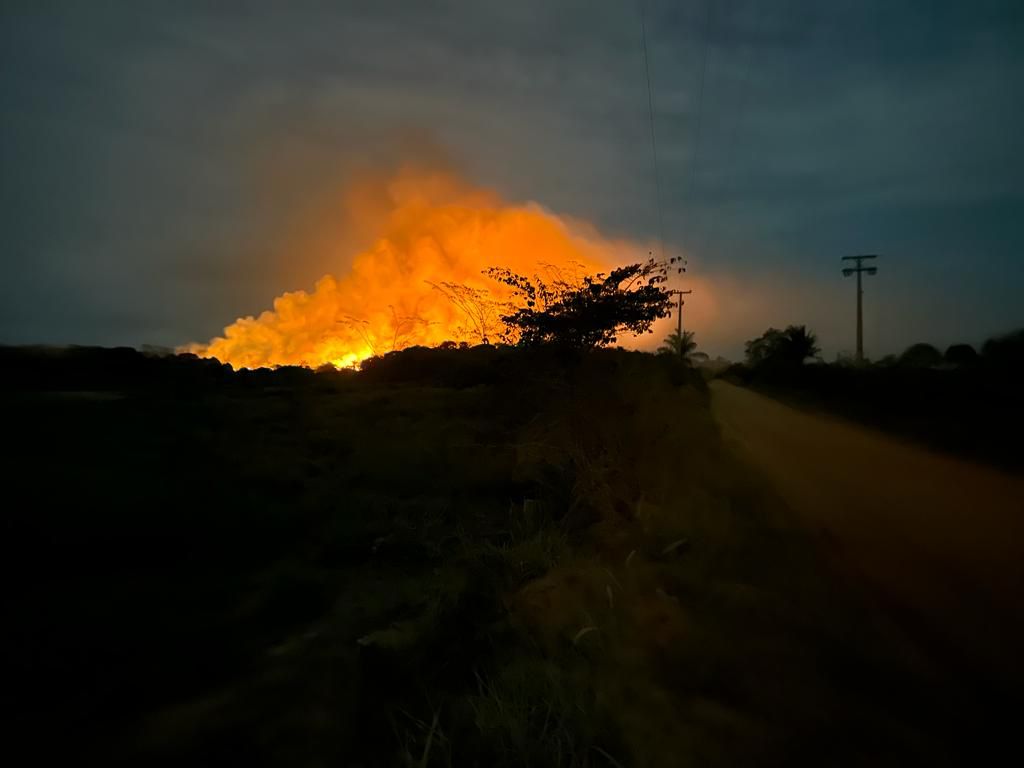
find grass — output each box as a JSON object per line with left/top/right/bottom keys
{"left": 1, "top": 345, "right": 972, "bottom": 765}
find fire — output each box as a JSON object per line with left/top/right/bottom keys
{"left": 186, "top": 169, "right": 652, "bottom": 369}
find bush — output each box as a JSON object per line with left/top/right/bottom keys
{"left": 944, "top": 343, "right": 979, "bottom": 367}
{"left": 486, "top": 260, "right": 673, "bottom": 350}
{"left": 744, "top": 326, "right": 820, "bottom": 369}
{"left": 982, "top": 329, "right": 1024, "bottom": 373}
{"left": 897, "top": 343, "right": 943, "bottom": 369}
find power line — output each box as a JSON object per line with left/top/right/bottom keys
{"left": 689, "top": 0, "right": 804, "bottom": 264}
{"left": 680, "top": 0, "right": 713, "bottom": 251}
{"left": 668, "top": 289, "right": 693, "bottom": 357}
{"left": 638, "top": 0, "right": 712, "bottom": 270}
{"left": 687, "top": 0, "right": 749, "bottom": 263}
{"left": 639, "top": 0, "right": 666, "bottom": 262}
{"left": 841, "top": 254, "right": 880, "bottom": 364}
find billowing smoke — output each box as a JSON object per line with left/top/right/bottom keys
{"left": 185, "top": 167, "right": 659, "bottom": 369}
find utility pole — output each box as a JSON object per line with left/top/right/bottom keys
{"left": 668, "top": 289, "right": 693, "bottom": 358}
{"left": 841, "top": 254, "right": 879, "bottom": 364}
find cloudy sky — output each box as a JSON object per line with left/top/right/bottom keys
{"left": 2, "top": 0, "right": 1022, "bottom": 359}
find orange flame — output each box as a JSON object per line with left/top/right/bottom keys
{"left": 186, "top": 169, "right": 653, "bottom": 369}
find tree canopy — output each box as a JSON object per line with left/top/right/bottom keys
{"left": 658, "top": 329, "right": 697, "bottom": 362}
{"left": 486, "top": 259, "right": 673, "bottom": 350}
{"left": 745, "top": 325, "right": 820, "bottom": 368}
{"left": 897, "top": 343, "right": 943, "bottom": 369}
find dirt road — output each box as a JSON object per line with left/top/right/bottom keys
{"left": 710, "top": 380, "right": 1024, "bottom": 686}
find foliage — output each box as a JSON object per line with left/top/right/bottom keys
{"left": 944, "top": 343, "right": 978, "bottom": 367}
{"left": 428, "top": 281, "right": 508, "bottom": 345}
{"left": 6, "top": 343, "right": 987, "bottom": 765}
{"left": 744, "top": 325, "right": 820, "bottom": 368}
{"left": 728, "top": 327, "right": 1024, "bottom": 470}
{"left": 982, "top": 329, "right": 1024, "bottom": 373}
{"left": 486, "top": 259, "right": 673, "bottom": 349}
{"left": 658, "top": 329, "right": 697, "bottom": 361}
{"left": 897, "top": 342, "right": 943, "bottom": 369}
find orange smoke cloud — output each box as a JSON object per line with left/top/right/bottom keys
{"left": 186, "top": 168, "right": 658, "bottom": 369}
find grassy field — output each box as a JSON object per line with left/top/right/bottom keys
{"left": 3, "top": 346, "right": 959, "bottom": 766}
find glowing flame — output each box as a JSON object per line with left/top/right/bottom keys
{"left": 186, "top": 169, "right": 652, "bottom": 369}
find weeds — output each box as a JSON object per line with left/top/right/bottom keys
{"left": 7, "top": 345, "right": 948, "bottom": 766}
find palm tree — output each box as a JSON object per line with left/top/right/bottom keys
{"left": 745, "top": 325, "right": 820, "bottom": 367}
{"left": 658, "top": 329, "right": 697, "bottom": 361}
{"left": 780, "top": 325, "right": 820, "bottom": 364}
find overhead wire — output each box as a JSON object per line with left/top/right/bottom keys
{"left": 639, "top": 0, "right": 666, "bottom": 262}
{"left": 679, "top": 0, "right": 713, "bottom": 255}
{"left": 638, "top": 0, "right": 713, "bottom": 276}
{"left": 691, "top": 0, "right": 763, "bottom": 260}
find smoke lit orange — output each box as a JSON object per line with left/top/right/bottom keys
{"left": 186, "top": 169, "right": 651, "bottom": 369}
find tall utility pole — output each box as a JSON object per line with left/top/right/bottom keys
{"left": 841, "top": 254, "right": 879, "bottom": 364}
{"left": 668, "top": 289, "right": 693, "bottom": 358}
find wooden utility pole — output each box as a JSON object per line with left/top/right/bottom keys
{"left": 841, "top": 255, "right": 879, "bottom": 364}
{"left": 668, "top": 289, "right": 693, "bottom": 358}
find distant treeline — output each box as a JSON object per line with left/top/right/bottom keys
{"left": 0, "top": 342, "right": 700, "bottom": 394}
{"left": 725, "top": 328, "right": 1024, "bottom": 470}
{"left": 0, "top": 345, "right": 236, "bottom": 392}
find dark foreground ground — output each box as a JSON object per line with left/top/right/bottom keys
{"left": 3, "top": 345, "right": 1021, "bottom": 766}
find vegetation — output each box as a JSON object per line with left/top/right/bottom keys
{"left": 657, "top": 329, "right": 697, "bottom": 362}
{"left": 727, "top": 326, "right": 1024, "bottom": 469}
{"left": 981, "top": 328, "right": 1024, "bottom": 371}
{"left": 2, "top": 343, "right": 958, "bottom": 765}
{"left": 943, "top": 343, "right": 979, "bottom": 367}
{"left": 897, "top": 342, "right": 943, "bottom": 369}
{"left": 485, "top": 259, "right": 673, "bottom": 349}
{"left": 743, "top": 325, "right": 820, "bottom": 368}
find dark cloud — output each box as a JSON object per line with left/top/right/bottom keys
{"left": 1, "top": 0, "right": 1021, "bottom": 357}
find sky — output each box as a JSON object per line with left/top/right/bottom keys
{"left": 2, "top": 0, "right": 1022, "bottom": 360}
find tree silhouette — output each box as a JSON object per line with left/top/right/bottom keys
{"left": 944, "top": 343, "right": 978, "bottom": 367}
{"left": 782, "top": 325, "right": 821, "bottom": 364}
{"left": 658, "top": 329, "right": 697, "bottom": 362}
{"left": 486, "top": 259, "right": 673, "bottom": 350}
{"left": 982, "top": 329, "right": 1024, "bottom": 373}
{"left": 428, "top": 281, "right": 507, "bottom": 345}
{"left": 745, "top": 325, "right": 820, "bottom": 368}
{"left": 898, "top": 343, "right": 943, "bottom": 369}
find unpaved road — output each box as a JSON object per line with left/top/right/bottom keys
{"left": 710, "top": 380, "right": 1024, "bottom": 686}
